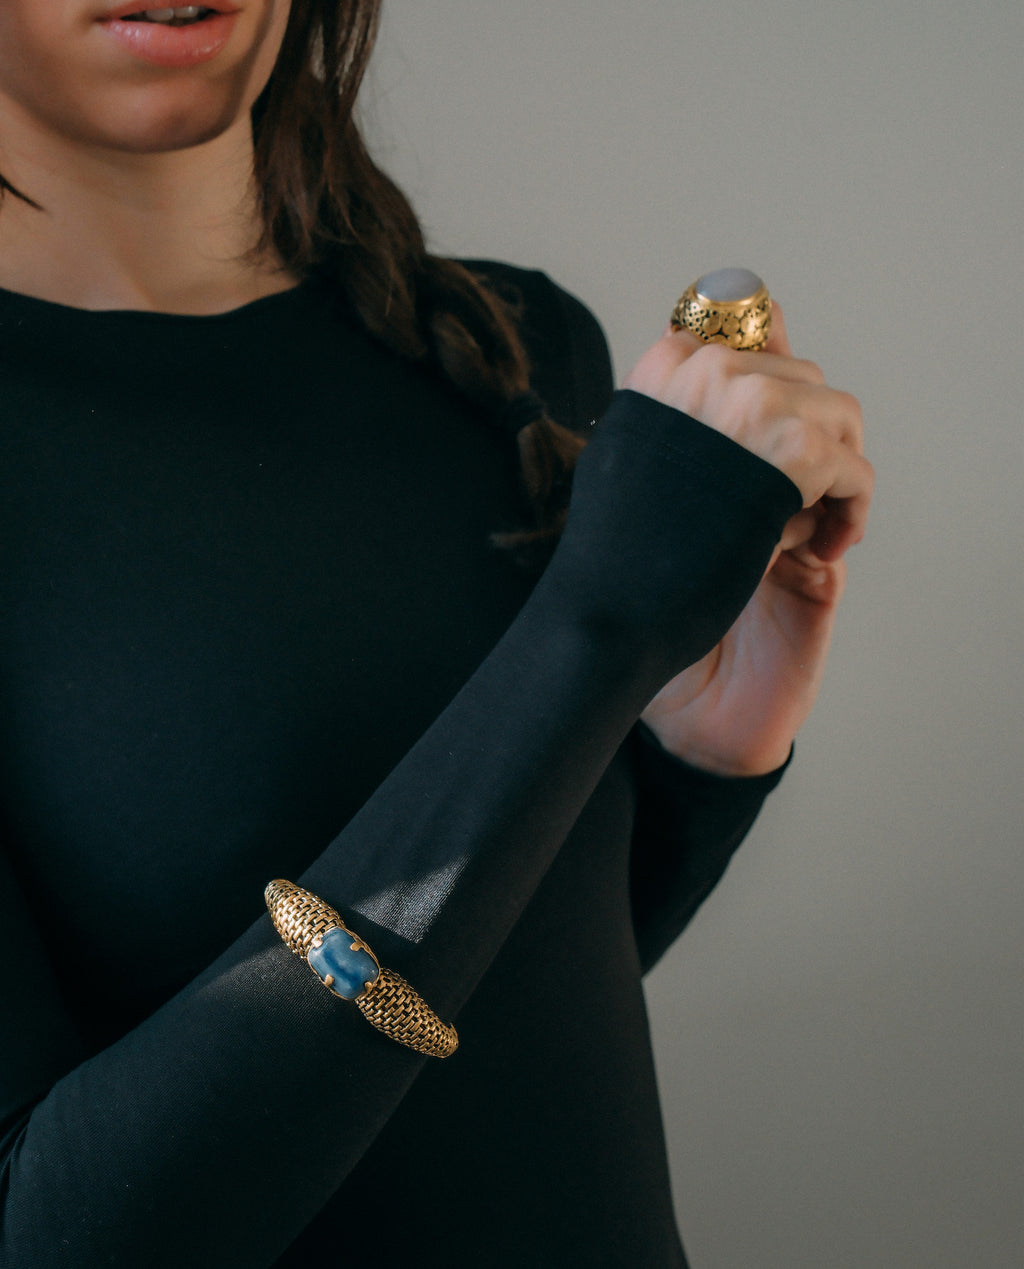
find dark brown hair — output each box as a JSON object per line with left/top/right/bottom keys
{"left": 251, "top": 0, "right": 584, "bottom": 551}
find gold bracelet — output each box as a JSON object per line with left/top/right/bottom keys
{"left": 264, "top": 879, "right": 459, "bottom": 1059}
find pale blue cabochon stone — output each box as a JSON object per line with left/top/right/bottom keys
{"left": 308, "top": 927, "right": 380, "bottom": 999}
{"left": 696, "top": 267, "right": 764, "bottom": 303}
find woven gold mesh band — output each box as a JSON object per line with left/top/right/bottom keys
{"left": 264, "top": 879, "right": 458, "bottom": 1059}
{"left": 353, "top": 966, "right": 459, "bottom": 1059}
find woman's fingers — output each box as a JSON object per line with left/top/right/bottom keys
{"left": 763, "top": 299, "right": 792, "bottom": 357}
{"left": 758, "top": 415, "right": 873, "bottom": 555}
{"left": 778, "top": 507, "right": 821, "bottom": 552}
{"left": 770, "top": 547, "right": 848, "bottom": 608}
{"left": 811, "top": 470, "right": 874, "bottom": 560}
{"left": 624, "top": 304, "right": 873, "bottom": 560}
{"left": 721, "top": 376, "right": 864, "bottom": 457}
{"left": 628, "top": 330, "right": 825, "bottom": 397}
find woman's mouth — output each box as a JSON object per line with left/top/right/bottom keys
{"left": 120, "top": 7, "right": 216, "bottom": 25}
{"left": 99, "top": 5, "right": 240, "bottom": 67}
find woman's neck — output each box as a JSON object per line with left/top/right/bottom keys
{"left": 0, "top": 106, "right": 298, "bottom": 315}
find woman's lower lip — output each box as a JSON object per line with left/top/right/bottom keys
{"left": 99, "top": 13, "right": 238, "bottom": 68}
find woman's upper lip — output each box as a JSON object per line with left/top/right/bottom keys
{"left": 99, "top": 3, "right": 241, "bottom": 19}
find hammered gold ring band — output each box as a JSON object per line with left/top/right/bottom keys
{"left": 671, "top": 267, "right": 772, "bottom": 351}
{"left": 264, "top": 879, "right": 459, "bottom": 1059}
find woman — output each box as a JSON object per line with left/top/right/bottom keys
{"left": 0, "top": 2, "right": 872, "bottom": 1265}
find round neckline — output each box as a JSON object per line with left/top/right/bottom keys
{"left": 0, "top": 274, "right": 319, "bottom": 324}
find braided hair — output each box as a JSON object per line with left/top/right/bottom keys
{"left": 251, "top": 0, "right": 585, "bottom": 554}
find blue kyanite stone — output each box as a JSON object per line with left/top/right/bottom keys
{"left": 308, "top": 927, "right": 379, "bottom": 999}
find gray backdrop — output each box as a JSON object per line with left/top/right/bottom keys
{"left": 363, "top": 4, "right": 1023, "bottom": 1266}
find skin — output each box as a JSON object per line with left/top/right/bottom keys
{"left": 634, "top": 309, "right": 873, "bottom": 774}
{"left": 0, "top": 0, "right": 874, "bottom": 775}
{"left": 0, "top": 0, "right": 295, "bottom": 312}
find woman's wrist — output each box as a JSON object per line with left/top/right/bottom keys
{"left": 543, "top": 391, "right": 803, "bottom": 684}
{"left": 635, "top": 717, "right": 794, "bottom": 781}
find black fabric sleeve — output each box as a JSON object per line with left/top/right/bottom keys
{"left": 467, "top": 262, "right": 796, "bottom": 970}
{"left": 0, "top": 388, "right": 800, "bottom": 1267}
{"left": 628, "top": 724, "right": 791, "bottom": 973}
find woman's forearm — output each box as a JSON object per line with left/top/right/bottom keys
{"left": 1, "top": 394, "right": 799, "bottom": 1267}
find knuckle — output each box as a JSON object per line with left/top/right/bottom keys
{"left": 797, "top": 358, "right": 826, "bottom": 385}
{"left": 624, "top": 340, "right": 678, "bottom": 393}
{"left": 835, "top": 387, "right": 862, "bottom": 418}
{"left": 837, "top": 390, "right": 866, "bottom": 449}
{"left": 770, "top": 416, "right": 823, "bottom": 480}
{"left": 731, "top": 371, "right": 784, "bottom": 419}
{"left": 689, "top": 341, "right": 737, "bottom": 380}
{"left": 667, "top": 342, "right": 735, "bottom": 409}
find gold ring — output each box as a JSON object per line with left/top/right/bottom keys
{"left": 671, "top": 267, "right": 771, "bottom": 351}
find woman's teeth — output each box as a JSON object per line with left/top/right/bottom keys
{"left": 127, "top": 7, "right": 211, "bottom": 23}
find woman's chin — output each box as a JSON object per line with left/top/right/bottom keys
{"left": 106, "top": 114, "right": 244, "bottom": 155}
{"left": 76, "top": 90, "right": 250, "bottom": 155}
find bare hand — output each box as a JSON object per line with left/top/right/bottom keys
{"left": 625, "top": 304, "right": 874, "bottom": 775}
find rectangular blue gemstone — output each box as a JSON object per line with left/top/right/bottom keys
{"left": 308, "top": 927, "right": 379, "bottom": 999}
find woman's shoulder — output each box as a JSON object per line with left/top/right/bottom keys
{"left": 458, "top": 259, "right": 615, "bottom": 432}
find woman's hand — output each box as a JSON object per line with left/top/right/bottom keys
{"left": 626, "top": 304, "right": 874, "bottom": 775}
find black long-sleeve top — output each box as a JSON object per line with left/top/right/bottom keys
{"left": 0, "top": 264, "right": 799, "bottom": 1267}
